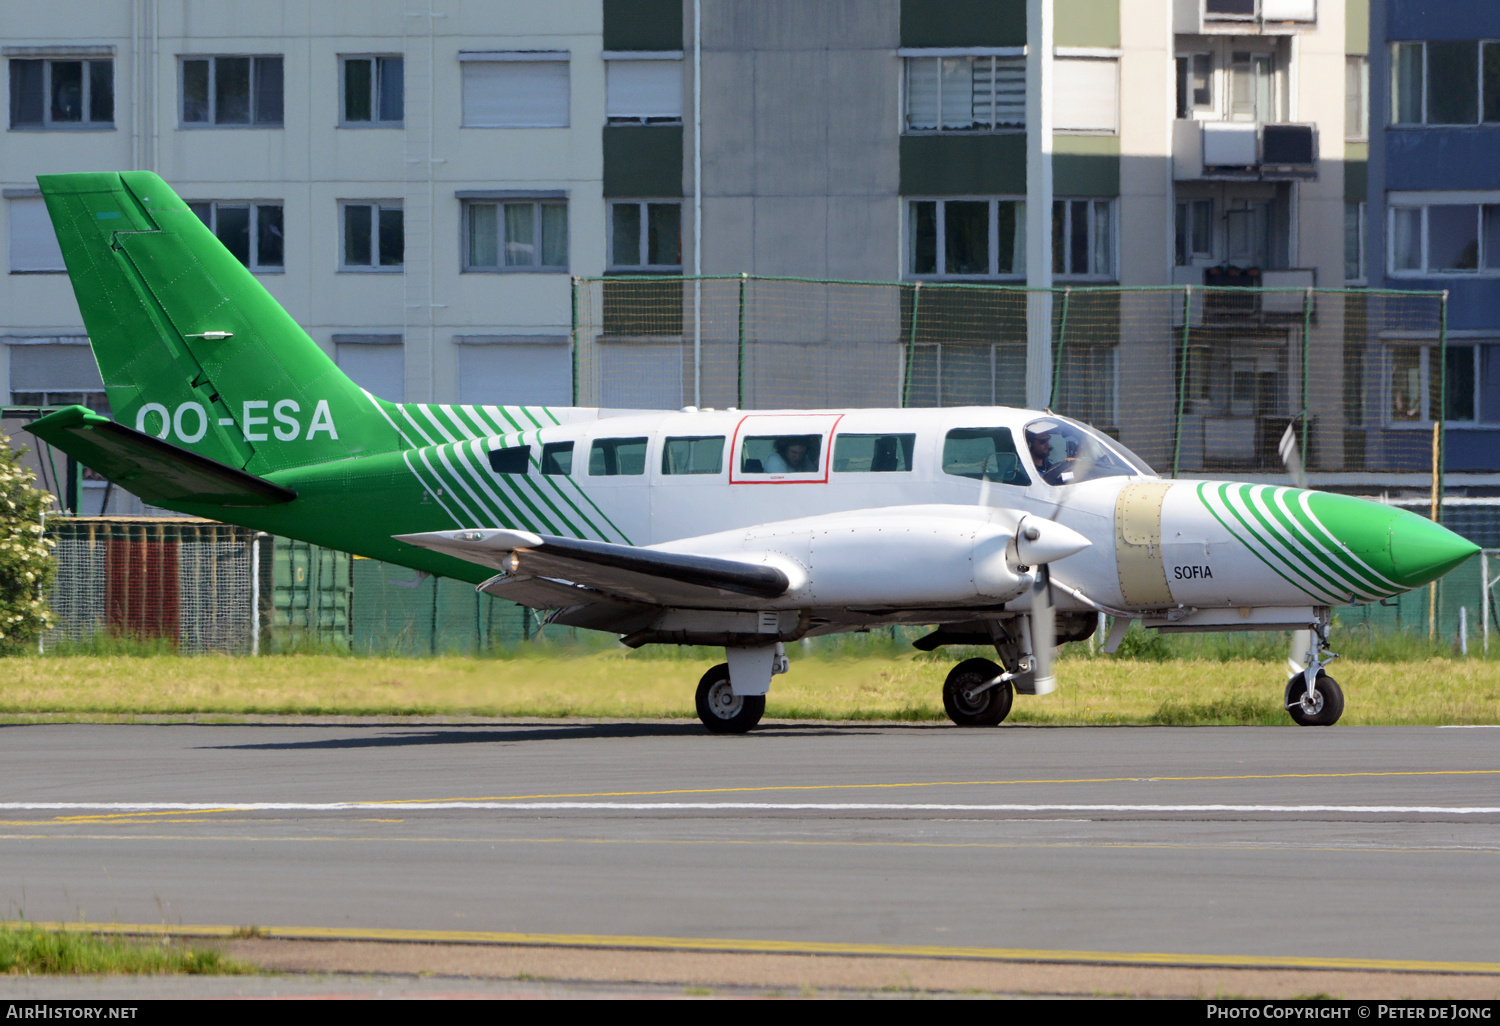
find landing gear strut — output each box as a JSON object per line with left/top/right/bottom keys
{"left": 1285, "top": 617, "right": 1344, "bottom": 726}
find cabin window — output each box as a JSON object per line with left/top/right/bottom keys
{"left": 588, "top": 436, "right": 648, "bottom": 476}
{"left": 832, "top": 433, "right": 916, "bottom": 473}
{"left": 487, "top": 445, "right": 530, "bottom": 474}
{"left": 662, "top": 435, "right": 724, "bottom": 475}
{"left": 541, "top": 441, "right": 573, "bottom": 475}
{"left": 739, "top": 434, "right": 822, "bottom": 474}
{"left": 941, "top": 427, "right": 1031, "bottom": 485}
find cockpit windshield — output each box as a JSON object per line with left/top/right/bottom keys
{"left": 1021, "top": 416, "right": 1156, "bottom": 485}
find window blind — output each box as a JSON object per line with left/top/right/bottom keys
{"left": 7, "top": 197, "right": 65, "bottom": 271}
{"left": 457, "top": 341, "right": 571, "bottom": 406}
{"left": 462, "top": 61, "right": 569, "bottom": 127}
{"left": 606, "top": 59, "right": 682, "bottom": 119}
{"left": 1053, "top": 58, "right": 1118, "bottom": 131}
{"left": 336, "top": 341, "right": 405, "bottom": 402}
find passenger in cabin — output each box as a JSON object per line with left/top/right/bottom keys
{"left": 765, "top": 437, "right": 816, "bottom": 473}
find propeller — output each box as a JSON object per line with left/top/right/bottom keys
{"left": 1012, "top": 516, "right": 1088, "bottom": 695}
{"left": 1279, "top": 423, "right": 1313, "bottom": 676}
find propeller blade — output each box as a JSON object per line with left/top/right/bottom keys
{"left": 1277, "top": 424, "right": 1311, "bottom": 676}
{"left": 1029, "top": 564, "right": 1057, "bottom": 695}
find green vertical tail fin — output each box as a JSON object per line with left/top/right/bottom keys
{"left": 37, "top": 171, "right": 402, "bottom": 474}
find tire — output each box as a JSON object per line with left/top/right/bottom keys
{"left": 1285, "top": 672, "right": 1344, "bottom": 726}
{"left": 695, "top": 663, "right": 766, "bottom": 734}
{"left": 943, "top": 657, "right": 1014, "bottom": 727}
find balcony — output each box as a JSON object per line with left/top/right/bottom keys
{"left": 1175, "top": 0, "right": 1316, "bottom": 32}
{"left": 1173, "top": 120, "right": 1317, "bottom": 181}
{"left": 1172, "top": 267, "right": 1316, "bottom": 323}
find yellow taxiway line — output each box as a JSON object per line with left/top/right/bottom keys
{"left": 17, "top": 921, "right": 1500, "bottom": 975}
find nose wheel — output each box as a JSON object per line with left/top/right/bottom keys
{"left": 1285, "top": 615, "right": 1344, "bottom": 726}
{"left": 1286, "top": 672, "right": 1344, "bottom": 726}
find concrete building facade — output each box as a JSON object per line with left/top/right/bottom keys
{"left": 3, "top": 1, "right": 1402, "bottom": 511}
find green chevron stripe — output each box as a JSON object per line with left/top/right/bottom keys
{"left": 417, "top": 447, "right": 486, "bottom": 527}
{"left": 1294, "top": 492, "right": 1404, "bottom": 594}
{"left": 445, "top": 442, "right": 550, "bottom": 533}
{"left": 1199, "top": 483, "right": 1334, "bottom": 603}
{"left": 1222, "top": 486, "right": 1344, "bottom": 601}
{"left": 1254, "top": 487, "right": 1375, "bottom": 600}
{"left": 1275, "top": 489, "right": 1397, "bottom": 597}
{"left": 403, "top": 450, "right": 463, "bottom": 527}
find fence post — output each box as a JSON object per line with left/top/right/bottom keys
{"left": 901, "top": 281, "right": 923, "bottom": 408}
{"left": 1300, "top": 287, "right": 1312, "bottom": 468}
{"left": 1431, "top": 291, "right": 1449, "bottom": 642}
{"left": 1171, "top": 285, "right": 1192, "bottom": 478}
{"left": 737, "top": 272, "right": 748, "bottom": 409}
{"left": 1438, "top": 290, "right": 1449, "bottom": 521}
{"left": 570, "top": 276, "right": 580, "bottom": 406}
{"left": 1050, "top": 286, "right": 1071, "bottom": 409}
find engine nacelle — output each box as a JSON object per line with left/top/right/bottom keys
{"left": 723, "top": 511, "right": 1090, "bottom": 609}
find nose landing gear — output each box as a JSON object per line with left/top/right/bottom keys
{"left": 1286, "top": 617, "right": 1344, "bottom": 726}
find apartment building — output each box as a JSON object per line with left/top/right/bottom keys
{"left": 1367, "top": 0, "right": 1500, "bottom": 475}
{"left": 3, "top": 1, "right": 1392, "bottom": 511}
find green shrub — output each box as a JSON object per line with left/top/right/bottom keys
{"left": 0, "top": 433, "right": 54, "bottom": 655}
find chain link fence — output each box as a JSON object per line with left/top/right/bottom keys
{"left": 574, "top": 277, "right": 1449, "bottom": 481}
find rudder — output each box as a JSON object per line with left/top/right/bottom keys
{"left": 38, "top": 171, "right": 401, "bottom": 474}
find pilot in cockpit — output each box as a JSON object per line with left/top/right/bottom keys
{"left": 1026, "top": 426, "right": 1056, "bottom": 476}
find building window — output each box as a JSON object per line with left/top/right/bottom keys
{"left": 608, "top": 200, "right": 681, "bottom": 270}
{"left": 460, "top": 53, "right": 569, "bottom": 128}
{"left": 1054, "top": 57, "right": 1118, "bottom": 133}
{"left": 334, "top": 334, "right": 403, "bottom": 403}
{"left": 907, "top": 198, "right": 1025, "bottom": 279}
{"left": 1388, "top": 202, "right": 1500, "bottom": 276}
{"left": 464, "top": 200, "right": 568, "bottom": 271}
{"left": 605, "top": 55, "right": 682, "bottom": 124}
{"left": 180, "top": 56, "right": 283, "bottom": 126}
{"left": 1387, "top": 344, "right": 1477, "bottom": 425}
{"left": 1175, "top": 53, "right": 1213, "bottom": 119}
{"left": 8, "top": 197, "right": 66, "bottom": 273}
{"left": 1390, "top": 41, "right": 1500, "bottom": 126}
{"left": 9, "top": 58, "right": 113, "bottom": 128}
{"left": 341, "top": 202, "right": 403, "bottom": 269}
{"left": 1345, "top": 201, "right": 1366, "bottom": 283}
{"left": 1053, "top": 199, "right": 1114, "bottom": 279}
{"left": 1227, "top": 51, "right": 1277, "bottom": 122}
{"left": 903, "top": 55, "right": 1024, "bottom": 132}
{"left": 341, "top": 55, "right": 403, "bottom": 125}
{"left": 1175, "top": 198, "right": 1215, "bottom": 266}
{"left": 8, "top": 340, "right": 108, "bottom": 414}
{"left": 187, "top": 201, "right": 284, "bottom": 271}
{"left": 1346, "top": 55, "right": 1368, "bottom": 140}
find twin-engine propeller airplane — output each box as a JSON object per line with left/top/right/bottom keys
{"left": 23, "top": 173, "right": 1479, "bottom": 732}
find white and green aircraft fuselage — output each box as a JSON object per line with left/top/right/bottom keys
{"left": 23, "top": 172, "right": 1479, "bottom": 733}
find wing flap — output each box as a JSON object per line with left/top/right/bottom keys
{"left": 396, "top": 529, "right": 790, "bottom": 605}
{"left": 24, "top": 404, "right": 296, "bottom": 507}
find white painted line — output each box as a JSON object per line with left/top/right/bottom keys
{"left": 3, "top": 802, "right": 1500, "bottom": 815}
{"left": 1438, "top": 725, "right": 1500, "bottom": 729}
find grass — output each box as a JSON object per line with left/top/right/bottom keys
{"left": 3, "top": 637, "right": 1500, "bottom": 725}
{"left": 0, "top": 923, "right": 252, "bottom": 975}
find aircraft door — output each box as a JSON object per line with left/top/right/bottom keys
{"left": 578, "top": 431, "right": 653, "bottom": 545}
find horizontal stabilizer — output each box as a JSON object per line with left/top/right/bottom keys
{"left": 25, "top": 405, "right": 297, "bottom": 507}
{"left": 395, "top": 528, "right": 789, "bottom": 605}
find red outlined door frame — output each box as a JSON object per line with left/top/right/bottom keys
{"left": 728, "top": 413, "right": 845, "bottom": 484}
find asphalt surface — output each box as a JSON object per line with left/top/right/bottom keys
{"left": 2, "top": 720, "right": 1499, "bottom": 974}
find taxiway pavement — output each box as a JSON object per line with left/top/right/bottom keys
{"left": 1, "top": 720, "right": 1498, "bottom": 974}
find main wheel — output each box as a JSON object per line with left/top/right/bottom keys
{"left": 943, "top": 657, "right": 1014, "bottom": 727}
{"left": 695, "top": 663, "right": 766, "bottom": 734}
{"left": 1285, "top": 672, "right": 1344, "bottom": 726}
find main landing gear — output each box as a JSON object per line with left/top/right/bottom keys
{"left": 1285, "top": 617, "right": 1344, "bottom": 726}
{"left": 693, "top": 643, "right": 787, "bottom": 734}
{"left": 942, "top": 658, "right": 1015, "bottom": 726}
